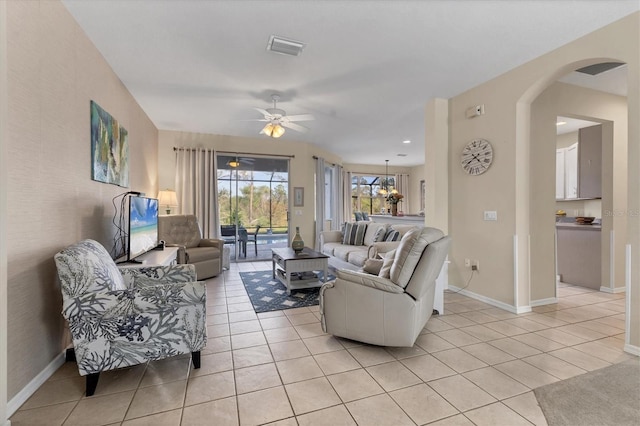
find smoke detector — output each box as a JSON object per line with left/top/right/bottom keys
{"left": 267, "top": 35, "right": 306, "bottom": 56}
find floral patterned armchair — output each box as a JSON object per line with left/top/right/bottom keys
{"left": 54, "top": 239, "right": 207, "bottom": 396}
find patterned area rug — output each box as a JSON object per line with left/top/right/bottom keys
{"left": 239, "top": 270, "right": 336, "bottom": 313}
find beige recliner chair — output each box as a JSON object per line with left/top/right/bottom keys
{"left": 158, "top": 215, "right": 224, "bottom": 279}
{"left": 320, "top": 227, "right": 450, "bottom": 347}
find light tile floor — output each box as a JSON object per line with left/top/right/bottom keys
{"left": 11, "top": 261, "right": 634, "bottom": 425}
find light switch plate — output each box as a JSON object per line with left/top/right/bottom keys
{"left": 484, "top": 211, "right": 497, "bottom": 221}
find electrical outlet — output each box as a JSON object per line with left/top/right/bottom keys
{"left": 464, "top": 258, "right": 471, "bottom": 267}
{"left": 471, "top": 265, "right": 478, "bottom": 271}
{"left": 472, "top": 260, "right": 480, "bottom": 270}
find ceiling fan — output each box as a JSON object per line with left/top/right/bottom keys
{"left": 250, "top": 94, "right": 315, "bottom": 138}
{"left": 226, "top": 156, "right": 255, "bottom": 168}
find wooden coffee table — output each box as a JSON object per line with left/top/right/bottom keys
{"left": 272, "top": 247, "right": 329, "bottom": 295}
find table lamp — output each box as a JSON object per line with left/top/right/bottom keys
{"left": 157, "top": 189, "right": 178, "bottom": 214}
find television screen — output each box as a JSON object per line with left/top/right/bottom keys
{"left": 128, "top": 196, "right": 158, "bottom": 261}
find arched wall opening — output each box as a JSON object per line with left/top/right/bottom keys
{"left": 519, "top": 57, "right": 631, "bottom": 345}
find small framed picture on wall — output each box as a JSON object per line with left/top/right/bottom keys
{"left": 293, "top": 187, "right": 304, "bottom": 207}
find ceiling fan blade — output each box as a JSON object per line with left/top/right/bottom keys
{"left": 237, "top": 118, "right": 270, "bottom": 122}
{"left": 281, "top": 121, "right": 309, "bottom": 133}
{"left": 254, "top": 107, "right": 272, "bottom": 118}
{"left": 283, "top": 113, "right": 315, "bottom": 122}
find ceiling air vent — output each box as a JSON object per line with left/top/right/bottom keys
{"left": 575, "top": 62, "right": 625, "bottom": 76}
{"left": 267, "top": 35, "right": 306, "bottom": 56}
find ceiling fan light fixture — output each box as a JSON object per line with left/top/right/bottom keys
{"left": 272, "top": 124, "right": 285, "bottom": 138}
{"left": 261, "top": 122, "right": 285, "bottom": 138}
{"left": 227, "top": 159, "right": 240, "bottom": 168}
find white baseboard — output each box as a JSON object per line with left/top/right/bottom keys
{"left": 447, "top": 285, "right": 531, "bottom": 314}
{"left": 7, "top": 352, "right": 65, "bottom": 417}
{"left": 623, "top": 343, "right": 640, "bottom": 357}
{"left": 530, "top": 297, "right": 558, "bottom": 307}
{"left": 599, "top": 286, "right": 626, "bottom": 294}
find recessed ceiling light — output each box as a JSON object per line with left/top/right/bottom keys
{"left": 556, "top": 121, "right": 567, "bottom": 126}
{"left": 402, "top": 140, "right": 411, "bottom": 144}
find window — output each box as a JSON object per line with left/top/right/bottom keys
{"left": 351, "top": 175, "right": 388, "bottom": 215}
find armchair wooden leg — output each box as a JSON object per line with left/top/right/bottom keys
{"left": 191, "top": 351, "right": 201, "bottom": 369}
{"left": 65, "top": 347, "right": 76, "bottom": 362}
{"left": 86, "top": 373, "right": 100, "bottom": 397}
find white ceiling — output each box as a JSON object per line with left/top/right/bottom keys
{"left": 62, "top": 0, "right": 639, "bottom": 166}
{"left": 556, "top": 116, "right": 601, "bottom": 135}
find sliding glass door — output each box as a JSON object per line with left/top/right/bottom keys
{"left": 217, "top": 154, "right": 290, "bottom": 262}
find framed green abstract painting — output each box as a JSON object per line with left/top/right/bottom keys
{"left": 90, "top": 100, "right": 129, "bottom": 187}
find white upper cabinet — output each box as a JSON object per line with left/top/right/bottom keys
{"left": 556, "top": 149, "right": 565, "bottom": 199}
{"left": 564, "top": 142, "right": 579, "bottom": 199}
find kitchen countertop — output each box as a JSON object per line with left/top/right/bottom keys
{"left": 556, "top": 222, "right": 601, "bottom": 231}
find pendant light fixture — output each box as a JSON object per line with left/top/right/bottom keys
{"left": 379, "top": 160, "right": 389, "bottom": 196}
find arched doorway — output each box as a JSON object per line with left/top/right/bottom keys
{"left": 520, "top": 58, "right": 632, "bottom": 349}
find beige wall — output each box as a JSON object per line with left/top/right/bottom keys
{"left": 158, "top": 131, "right": 341, "bottom": 246}
{"left": 443, "top": 12, "right": 638, "bottom": 347}
{"left": 5, "top": 0, "right": 158, "bottom": 401}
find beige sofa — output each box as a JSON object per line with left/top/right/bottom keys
{"left": 319, "top": 222, "right": 418, "bottom": 270}
{"left": 320, "top": 227, "right": 450, "bottom": 347}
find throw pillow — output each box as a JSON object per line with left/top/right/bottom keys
{"left": 373, "top": 226, "right": 386, "bottom": 242}
{"left": 378, "top": 249, "right": 396, "bottom": 279}
{"left": 362, "top": 212, "right": 369, "bottom": 220}
{"left": 354, "top": 211, "right": 363, "bottom": 221}
{"left": 363, "top": 258, "right": 383, "bottom": 275}
{"left": 342, "top": 222, "right": 367, "bottom": 246}
{"left": 384, "top": 229, "right": 401, "bottom": 242}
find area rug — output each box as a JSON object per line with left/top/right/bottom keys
{"left": 533, "top": 359, "right": 640, "bottom": 426}
{"left": 239, "top": 270, "right": 336, "bottom": 313}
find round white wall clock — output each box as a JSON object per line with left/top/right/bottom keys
{"left": 461, "top": 138, "right": 493, "bottom": 176}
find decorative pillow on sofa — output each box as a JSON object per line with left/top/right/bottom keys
{"left": 373, "top": 226, "right": 386, "bottom": 242}
{"left": 362, "top": 258, "right": 383, "bottom": 275}
{"left": 384, "top": 229, "right": 401, "bottom": 242}
{"left": 342, "top": 222, "right": 368, "bottom": 246}
{"left": 354, "top": 212, "right": 363, "bottom": 221}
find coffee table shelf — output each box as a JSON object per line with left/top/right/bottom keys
{"left": 272, "top": 247, "right": 329, "bottom": 295}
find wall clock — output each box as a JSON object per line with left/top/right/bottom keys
{"left": 461, "top": 138, "right": 493, "bottom": 176}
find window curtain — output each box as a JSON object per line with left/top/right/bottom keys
{"left": 314, "top": 157, "right": 326, "bottom": 250}
{"left": 395, "top": 173, "right": 411, "bottom": 213}
{"left": 175, "top": 148, "right": 220, "bottom": 238}
{"left": 343, "top": 170, "right": 353, "bottom": 225}
{"left": 332, "top": 164, "right": 344, "bottom": 229}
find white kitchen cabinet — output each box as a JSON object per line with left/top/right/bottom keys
{"left": 564, "top": 142, "right": 579, "bottom": 199}
{"left": 556, "top": 149, "right": 565, "bottom": 199}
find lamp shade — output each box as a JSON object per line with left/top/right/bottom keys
{"left": 157, "top": 189, "right": 178, "bottom": 214}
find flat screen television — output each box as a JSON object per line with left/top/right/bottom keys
{"left": 128, "top": 196, "right": 159, "bottom": 261}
